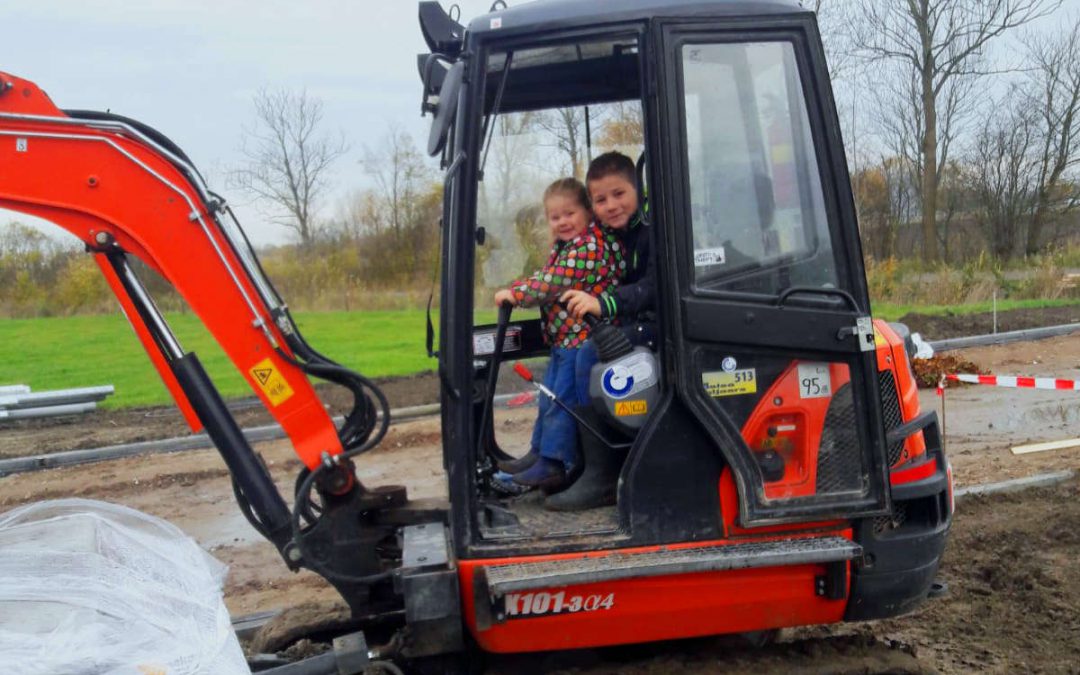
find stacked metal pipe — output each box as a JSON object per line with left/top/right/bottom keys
{"left": 0, "top": 385, "right": 114, "bottom": 420}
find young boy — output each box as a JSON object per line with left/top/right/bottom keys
{"left": 561, "top": 152, "right": 656, "bottom": 402}
{"left": 493, "top": 178, "right": 624, "bottom": 490}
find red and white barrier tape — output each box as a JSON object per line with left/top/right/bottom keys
{"left": 946, "top": 373, "right": 1080, "bottom": 391}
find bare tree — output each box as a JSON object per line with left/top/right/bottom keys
{"left": 486, "top": 112, "right": 538, "bottom": 222}
{"left": 965, "top": 91, "right": 1039, "bottom": 259}
{"left": 361, "top": 127, "right": 434, "bottom": 237}
{"left": 812, "top": 0, "right": 859, "bottom": 82}
{"left": 536, "top": 107, "right": 588, "bottom": 179}
{"left": 1023, "top": 17, "right": 1080, "bottom": 254}
{"left": 230, "top": 89, "right": 348, "bottom": 246}
{"left": 853, "top": 0, "right": 1060, "bottom": 261}
{"left": 596, "top": 101, "right": 644, "bottom": 150}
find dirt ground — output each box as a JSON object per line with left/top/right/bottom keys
{"left": 900, "top": 303, "right": 1080, "bottom": 340}
{"left": 1, "top": 319, "right": 1079, "bottom": 672}
{"left": 0, "top": 372, "right": 443, "bottom": 459}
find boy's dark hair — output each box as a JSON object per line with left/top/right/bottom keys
{"left": 543, "top": 177, "right": 591, "bottom": 211}
{"left": 586, "top": 151, "right": 636, "bottom": 186}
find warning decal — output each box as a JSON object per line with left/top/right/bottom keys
{"left": 248, "top": 358, "right": 294, "bottom": 407}
{"left": 702, "top": 369, "right": 757, "bottom": 397}
{"left": 614, "top": 400, "right": 648, "bottom": 417}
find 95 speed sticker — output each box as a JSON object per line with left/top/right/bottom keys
{"left": 702, "top": 368, "right": 757, "bottom": 397}
{"left": 504, "top": 591, "right": 615, "bottom": 619}
{"left": 797, "top": 362, "right": 832, "bottom": 399}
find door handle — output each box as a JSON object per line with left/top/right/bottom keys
{"left": 837, "top": 316, "right": 876, "bottom": 352}
{"left": 777, "top": 286, "right": 859, "bottom": 311}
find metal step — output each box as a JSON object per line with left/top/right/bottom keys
{"left": 482, "top": 536, "right": 862, "bottom": 596}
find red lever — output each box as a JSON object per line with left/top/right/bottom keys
{"left": 513, "top": 362, "right": 534, "bottom": 382}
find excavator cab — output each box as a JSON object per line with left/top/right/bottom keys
{"left": 0, "top": 0, "right": 952, "bottom": 668}
{"left": 423, "top": 0, "right": 952, "bottom": 653}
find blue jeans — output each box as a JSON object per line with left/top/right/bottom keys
{"left": 528, "top": 347, "right": 581, "bottom": 468}
{"left": 574, "top": 340, "right": 599, "bottom": 404}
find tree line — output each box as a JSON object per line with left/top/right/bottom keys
{"left": 5, "top": 0, "right": 1080, "bottom": 318}
{"left": 233, "top": 1, "right": 1080, "bottom": 267}
{"left": 824, "top": 0, "right": 1080, "bottom": 262}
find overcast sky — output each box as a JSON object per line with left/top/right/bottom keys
{"left": 2, "top": 0, "right": 496, "bottom": 244}
{"left": 3, "top": 0, "right": 1079, "bottom": 245}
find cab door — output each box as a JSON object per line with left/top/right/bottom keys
{"left": 654, "top": 19, "right": 891, "bottom": 525}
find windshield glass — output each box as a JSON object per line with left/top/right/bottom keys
{"left": 476, "top": 37, "right": 644, "bottom": 314}
{"left": 681, "top": 41, "right": 838, "bottom": 295}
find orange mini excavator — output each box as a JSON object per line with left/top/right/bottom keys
{"left": 0, "top": 0, "right": 952, "bottom": 671}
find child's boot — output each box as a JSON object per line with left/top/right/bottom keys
{"left": 545, "top": 407, "right": 623, "bottom": 511}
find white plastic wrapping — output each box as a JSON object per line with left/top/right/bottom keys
{"left": 911, "top": 332, "right": 935, "bottom": 360}
{"left": 0, "top": 499, "right": 249, "bottom": 675}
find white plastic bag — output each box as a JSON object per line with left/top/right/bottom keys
{"left": 0, "top": 499, "right": 249, "bottom": 675}
{"left": 911, "top": 332, "right": 935, "bottom": 360}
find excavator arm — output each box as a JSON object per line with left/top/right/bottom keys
{"left": 0, "top": 72, "right": 400, "bottom": 593}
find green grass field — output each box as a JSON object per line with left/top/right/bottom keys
{"left": 871, "top": 297, "right": 1080, "bottom": 322}
{"left": 3, "top": 299, "right": 1077, "bottom": 409}
{"left": 0, "top": 311, "right": 450, "bottom": 409}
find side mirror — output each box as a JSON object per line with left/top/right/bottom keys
{"left": 428, "top": 61, "right": 464, "bottom": 157}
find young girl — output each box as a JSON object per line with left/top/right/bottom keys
{"left": 493, "top": 178, "right": 624, "bottom": 490}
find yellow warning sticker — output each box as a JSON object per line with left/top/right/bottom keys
{"left": 873, "top": 329, "right": 886, "bottom": 347}
{"left": 614, "top": 400, "right": 648, "bottom": 417}
{"left": 249, "top": 358, "right": 294, "bottom": 407}
{"left": 702, "top": 369, "right": 757, "bottom": 397}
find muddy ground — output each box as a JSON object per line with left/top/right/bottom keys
{"left": 0, "top": 372, "right": 444, "bottom": 459}
{"left": 899, "top": 303, "right": 1080, "bottom": 340}
{"left": 1, "top": 315, "right": 1079, "bottom": 672}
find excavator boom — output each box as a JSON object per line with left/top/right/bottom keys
{"left": 1, "top": 72, "right": 342, "bottom": 465}
{"left": 0, "top": 72, "right": 398, "bottom": 573}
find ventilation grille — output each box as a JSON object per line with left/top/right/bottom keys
{"left": 815, "top": 384, "right": 863, "bottom": 494}
{"left": 878, "top": 370, "right": 906, "bottom": 466}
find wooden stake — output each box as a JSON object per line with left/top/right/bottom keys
{"left": 1011, "top": 438, "right": 1080, "bottom": 456}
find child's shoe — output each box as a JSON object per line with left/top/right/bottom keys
{"left": 497, "top": 448, "right": 539, "bottom": 474}
{"left": 489, "top": 470, "right": 533, "bottom": 496}
{"left": 511, "top": 457, "right": 567, "bottom": 490}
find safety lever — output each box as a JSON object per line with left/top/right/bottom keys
{"left": 512, "top": 363, "right": 632, "bottom": 451}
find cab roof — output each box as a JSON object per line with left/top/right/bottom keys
{"left": 467, "top": 0, "right": 808, "bottom": 37}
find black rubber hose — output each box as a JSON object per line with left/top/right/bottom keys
{"left": 274, "top": 342, "right": 390, "bottom": 457}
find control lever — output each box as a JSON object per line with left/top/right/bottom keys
{"left": 477, "top": 302, "right": 515, "bottom": 467}
{"left": 512, "top": 363, "right": 631, "bottom": 450}
{"left": 556, "top": 301, "right": 632, "bottom": 363}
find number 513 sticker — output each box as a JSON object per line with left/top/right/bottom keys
{"left": 797, "top": 362, "right": 832, "bottom": 399}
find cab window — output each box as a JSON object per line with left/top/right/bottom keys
{"left": 681, "top": 41, "right": 837, "bottom": 295}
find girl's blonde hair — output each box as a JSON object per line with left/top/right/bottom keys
{"left": 543, "top": 177, "right": 591, "bottom": 212}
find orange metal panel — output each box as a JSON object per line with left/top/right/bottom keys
{"left": 740, "top": 362, "right": 852, "bottom": 500}
{"left": 459, "top": 538, "right": 850, "bottom": 653}
{"left": 0, "top": 72, "right": 341, "bottom": 468}
{"left": 873, "top": 320, "right": 927, "bottom": 465}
